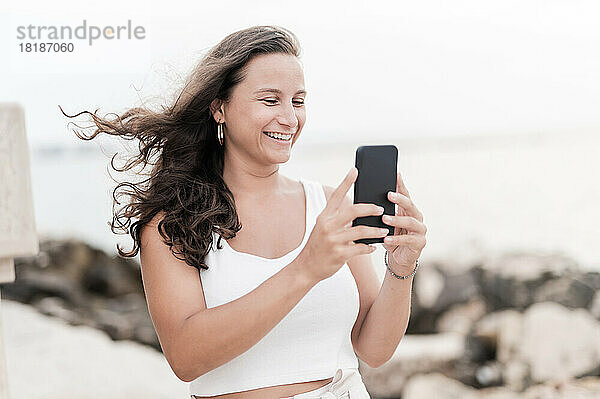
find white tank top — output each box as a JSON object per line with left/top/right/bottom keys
{"left": 189, "top": 177, "right": 360, "bottom": 396}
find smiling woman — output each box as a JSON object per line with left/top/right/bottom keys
{"left": 59, "top": 25, "right": 383, "bottom": 398}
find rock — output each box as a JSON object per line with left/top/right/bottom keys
{"left": 589, "top": 291, "right": 600, "bottom": 320}
{"left": 434, "top": 270, "right": 480, "bottom": 313}
{"left": 2, "top": 299, "right": 188, "bottom": 399}
{"left": 407, "top": 265, "right": 445, "bottom": 334}
{"left": 437, "top": 298, "right": 487, "bottom": 335}
{"left": 473, "top": 309, "right": 523, "bottom": 364}
{"left": 503, "top": 360, "right": 530, "bottom": 392}
{"left": 464, "top": 334, "right": 496, "bottom": 365}
{"left": 2, "top": 268, "right": 86, "bottom": 306}
{"left": 472, "top": 303, "right": 600, "bottom": 388}
{"left": 2, "top": 238, "right": 158, "bottom": 350}
{"left": 534, "top": 276, "right": 595, "bottom": 309}
{"left": 583, "top": 272, "right": 600, "bottom": 291}
{"left": 520, "top": 302, "right": 600, "bottom": 383}
{"left": 412, "top": 253, "right": 587, "bottom": 336}
{"left": 409, "top": 267, "right": 480, "bottom": 334}
{"left": 474, "top": 268, "right": 541, "bottom": 311}
{"left": 403, "top": 374, "right": 600, "bottom": 399}
{"left": 475, "top": 362, "right": 503, "bottom": 388}
{"left": 360, "top": 333, "right": 465, "bottom": 398}
{"left": 10, "top": 238, "right": 143, "bottom": 301}
{"left": 105, "top": 292, "right": 147, "bottom": 313}
{"left": 521, "top": 377, "right": 600, "bottom": 398}
{"left": 82, "top": 255, "right": 142, "bottom": 297}
{"left": 33, "top": 296, "right": 82, "bottom": 325}
{"left": 134, "top": 323, "right": 161, "bottom": 347}
{"left": 474, "top": 252, "right": 579, "bottom": 311}
{"left": 93, "top": 307, "right": 136, "bottom": 341}
{"left": 482, "top": 252, "right": 578, "bottom": 281}
{"left": 414, "top": 265, "right": 444, "bottom": 308}
{"left": 402, "top": 373, "right": 477, "bottom": 399}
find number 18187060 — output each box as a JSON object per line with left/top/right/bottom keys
{"left": 19, "top": 42, "right": 74, "bottom": 52}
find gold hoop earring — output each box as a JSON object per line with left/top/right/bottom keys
{"left": 217, "top": 121, "right": 224, "bottom": 146}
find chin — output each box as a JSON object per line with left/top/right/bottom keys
{"left": 262, "top": 149, "right": 292, "bottom": 165}
{"left": 272, "top": 153, "right": 292, "bottom": 164}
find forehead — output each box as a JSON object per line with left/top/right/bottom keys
{"left": 239, "top": 53, "right": 305, "bottom": 91}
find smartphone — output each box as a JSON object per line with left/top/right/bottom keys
{"left": 352, "top": 145, "right": 398, "bottom": 245}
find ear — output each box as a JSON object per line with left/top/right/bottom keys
{"left": 209, "top": 99, "right": 225, "bottom": 123}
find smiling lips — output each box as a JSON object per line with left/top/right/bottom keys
{"left": 263, "top": 131, "right": 294, "bottom": 142}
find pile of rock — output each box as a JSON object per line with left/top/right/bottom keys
{"left": 2, "top": 238, "right": 159, "bottom": 349}
{"left": 2, "top": 239, "right": 599, "bottom": 398}
{"left": 359, "top": 251, "right": 600, "bottom": 398}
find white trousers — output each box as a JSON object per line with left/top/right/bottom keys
{"left": 279, "top": 368, "right": 371, "bottom": 399}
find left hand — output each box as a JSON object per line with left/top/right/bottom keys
{"left": 381, "top": 171, "right": 427, "bottom": 275}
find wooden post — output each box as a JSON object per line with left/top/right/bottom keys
{"left": 0, "top": 103, "right": 39, "bottom": 399}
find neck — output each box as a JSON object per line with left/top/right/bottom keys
{"left": 222, "top": 148, "right": 283, "bottom": 198}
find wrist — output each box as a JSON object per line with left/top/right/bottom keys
{"left": 385, "top": 251, "right": 419, "bottom": 280}
{"left": 291, "top": 252, "right": 319, "bottom": 289}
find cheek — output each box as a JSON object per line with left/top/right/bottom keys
{"left": 232, "top": 103, "right": 272, "bottom": 130}
{"left": 252, "top": 105, "right": 275, "bottom": 121}
{"left": 292, "top": 113, "right": 305, "bottom": 145}
{"left": 296, "top": 108, "right": 306, "bottom": 127}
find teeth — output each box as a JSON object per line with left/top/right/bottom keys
{"left": 264, "top": 132, "right": 292, "bottom": 141}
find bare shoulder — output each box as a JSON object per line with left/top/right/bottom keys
{"left": 282, "top": 174, "right": 306, "bottom": 195}
{"left": 139, "top": 211, "right": 207, "bottom": 379}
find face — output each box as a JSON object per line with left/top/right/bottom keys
{"left": 212, "top": 53, "right": 307, "bottom": 166}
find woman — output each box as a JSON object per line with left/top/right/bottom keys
{"left": 63, "top": 25, "right": 426, "bottom": 399}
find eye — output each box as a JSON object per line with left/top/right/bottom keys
{"left": 261, "top": 98, "right": 305, "bottom": 106}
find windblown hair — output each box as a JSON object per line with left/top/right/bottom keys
{"left": 60, "top": 25, "right": 302, "bottom": 272}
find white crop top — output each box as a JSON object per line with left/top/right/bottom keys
{"left": 189, "top": 177, "right": 360, "bottom": 396}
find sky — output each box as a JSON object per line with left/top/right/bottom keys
{"left": 2, "top": 0, "right": 600, "bottom": 149}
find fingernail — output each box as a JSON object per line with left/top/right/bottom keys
{"left": 383, "top": 215, "right": 391, "bottom": 221}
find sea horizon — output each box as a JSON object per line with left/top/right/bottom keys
{"left": 28, "top": 129, "right": 600, "bottom": 271}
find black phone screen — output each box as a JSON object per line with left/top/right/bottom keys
{"left": 352, "top": 145, "right": 398, "bottom": 244}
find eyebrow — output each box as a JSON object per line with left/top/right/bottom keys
{"left": 255, "top": 88, "right": 307, "bottom": 95}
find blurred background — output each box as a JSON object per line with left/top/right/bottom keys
{"left": 1, "top": 0, "right": 599, "bottom": 398}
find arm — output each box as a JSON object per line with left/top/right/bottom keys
{"left": 139, "top": 213, "right": 316, "bottom": 382}
{"left": 352, "top": 257, "right": 414, "bottom": 367}
{"left": 352, "top": 169, "right": 426, "bottom": 367}
{"left": 323, "top": 185, "right": 416, "bottom": 368}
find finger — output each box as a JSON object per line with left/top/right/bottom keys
{"left": 381, "top": 215, "right": 427, "bottom": 234}
{"left": 387, "top": 191, "right": 421, "bottom": 219}
{"left": 338, "top": 203, "right": 384, "bottom": 226}
{"left": 346, "top": 242, "right": 377, "bottom": 258}
{"left": 383, "top": 234, "right": 426, "bottom": 248}
{"left": 339, "top": 225, "right": 389, "bottom": 243}
{"left": 324, "top": 167, "right": 357, "bottom": 215}
{"left": 397, "top": 171, "right": 410, "bottom": 199}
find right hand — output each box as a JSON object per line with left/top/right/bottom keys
{"left": 297, "top": 167, "right": 388, "bottom": 283}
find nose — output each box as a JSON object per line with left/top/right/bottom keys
{"left": 277, "top": 101, "right": 298, "bottom": 131}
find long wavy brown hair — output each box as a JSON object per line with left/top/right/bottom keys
{"left": 59, "top": 25, "right": 303, "bottom": 272}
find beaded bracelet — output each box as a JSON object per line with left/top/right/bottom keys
{"left": 384, "top": 251, "right": 419, "bottom": 280}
